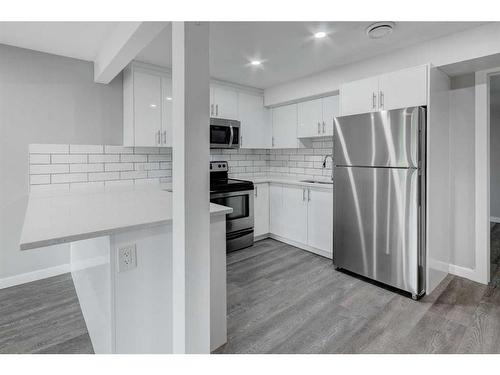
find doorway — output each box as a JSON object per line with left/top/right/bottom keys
{"left": 490, "top": 74, "right": 500, "bottom": 285}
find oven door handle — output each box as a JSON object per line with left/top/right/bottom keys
{"left": 229, "top": 125, "right": 234, "bottom": 147}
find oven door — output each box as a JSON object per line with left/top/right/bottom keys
{"left": 210, "top": 190, "right": 254, "bottom": 233}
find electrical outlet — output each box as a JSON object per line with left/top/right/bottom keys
{"left": 118, "top": 244, "right": 137, "bottom": 272}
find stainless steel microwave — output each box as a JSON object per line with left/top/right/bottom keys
{"left": 210, "top": 118, "right": 240, "bottom": 149}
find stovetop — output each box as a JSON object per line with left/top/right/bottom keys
{"left": 210, "top": 178, "right": 254, "bottom": 194}
{"left": 209, "top": 160, "right": 253, "bottom": 194}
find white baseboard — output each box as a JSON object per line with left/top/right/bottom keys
{"left": 0, "top": 264, "right": 70, "bottom": 289}
{"left": 448, "top": 264, "right": 486, "bottom": 284}
{"left": 267, "top": 234, "right": 333, "bottom": 259}
{"left": 490, "top": 216, "right": 500, "bottom": 223}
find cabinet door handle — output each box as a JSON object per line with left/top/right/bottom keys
{"left": 272, "top": 137, "right": 275, "bottom": 147}
{"left": 240, "top": 135, "right": 243, "bottom": 147}
{"left": 322, "top": 121, "right": 325, "bottom": 133}
{"left": 379, "top": 91, "right": 384, "bottom": 109}
{"left": 216, "top": 104, "right": 219, "bottom": 116}
{"left": 372, "top": 92, "right": 377, "bottom": 109}
{"left": 156, "top": 130, "right": 161, "bottom": 145}
{"left": 317, "top": 122, "right": 321, "bottom": 134}
{"left": 308, "top": 189, "right": 311, "bottom": 201}
{"left": 162, "top": 130, "right": 166, "bottom": 145}
{"left": 302, "top": 188, "right": 306, "bottom": 201}
{"left": 255, "top": 186, "right": 258, "bottom": 197}
{"left": 210, "top": 104, "right": 214, "bottom": 116}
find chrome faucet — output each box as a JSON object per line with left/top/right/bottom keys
{"left": 322, "top": 154, "right": 334, "bottom": 181}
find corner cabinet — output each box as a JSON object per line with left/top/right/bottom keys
{"left": 339, "top": 65, "right": 428, "bottom": 116}
{"left": 123, "top": 63, "right": 172, "bottom": 147}
{"left": 239, "top": 92, "right": 272, "bottom": 149}
{"left": 271, "top": 104, "right": 299, "bottom": 148}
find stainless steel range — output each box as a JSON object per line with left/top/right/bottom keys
{"left": 210, "top": 161, "right": 254, "bottom": 252}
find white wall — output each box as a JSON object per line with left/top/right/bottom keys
{"left": 490, "top": 75, "right": 500, "bottom": 220}
{"left": 265, "top": 23, "right": 500, "bottom": 106}
{"left": 0, "top": 44, "right": 123, "bottom": 282}
{"left": 449, "top": 74, "right": 476, "bottom": 269}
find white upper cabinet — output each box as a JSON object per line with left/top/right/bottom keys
{"left": 238, "top": 92, "right": 271, "bottom": 149}
{"left": 123, "top": 63, "right": 171, "bottom": 147}
{"left": 272, "top": 104, "right": 298, "bottom": 148}
{"left": 161, "top": 76, "right": 173, "bottom": 147}
{"left": 340, "top": 76, "right": 380, "bottom": 116}
{"left": 297, "top": 98, "right": 323, "bottom": 138}
{"left": 321, "top": 95, "right": 339, "bottom": 136}
{"left": 378, "top": 65, "right": 427, "bottom": 111}
{"left": 340, "top": 65, "right": 428, "bottom": 116}
{"left": 133, "top": 71, "right": 162, "bottom": 147}
{"left": 297, "top": 96, "right": 339, "bottom": 138}
{"left": 211, "top": 85, "right": 238, "bottom": 119}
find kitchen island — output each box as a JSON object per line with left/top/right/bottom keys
{"left": 19, "top": 188, "right": 232, "bottom": 353}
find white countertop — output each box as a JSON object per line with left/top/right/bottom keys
{"left": 234, "top": 174, "right": 334, "bottom": 189}
{"left": 20, "top": 188, "right": 232, "bottom": 251}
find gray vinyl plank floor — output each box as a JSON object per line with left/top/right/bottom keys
{"left": 215, "top": 236, "right": 500, "bottom": 354}
{"left": 0, "top": 273, "right": 93, "bottom": 354}
{"left": 3, "top": 226, "right": 500, "bottom": 354}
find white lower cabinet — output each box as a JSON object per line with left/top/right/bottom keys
{"left": 269, "top": 183, "right": 285, "bottom": 237}
{"left": 281, "top": 185, "right": 308, "bottom": 244}
{"left": 306, "top": 188, "right": 333, "bottom": 255}
{"left": 266, "top": 182, "right": 333, "bottom": 257}
{"left": 254, "top": 183, "right": 270, "bottom": 237}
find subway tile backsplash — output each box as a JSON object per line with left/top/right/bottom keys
{"left": 29, "top": 144, "right": 172, "bottom": 194}
{"left": 28, "top": 138, "right": 333, "bottom": 194}
{"left": 210, "top": 137, "right": 333, "bottom": 180}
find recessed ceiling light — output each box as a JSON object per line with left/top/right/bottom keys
{"left": 165, "top": 97, "right": 172, "bottom": 101}
{"left": 149, "top": 104, "right": 157, "bottom": 108}
{"left": 366, "top": 22, "right": 395, "bottom": 39}
{"left": 314, "top": 31, "right": 327, "bottom": 39}
{"left": 250, "top": 60, "right": 262, "bottom": 66}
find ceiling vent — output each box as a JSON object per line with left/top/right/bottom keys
{"left": 366, "top": 22, "right": 395, "bottom": 39}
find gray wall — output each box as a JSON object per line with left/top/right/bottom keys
{"left": 0, "top": 44, "right": 123, "bottom": 280}
{"left": 449, "top": 74, "right": 476, "bottom": 269}
{"left": 490, "top": 75, "right": 500, "bottom": 220}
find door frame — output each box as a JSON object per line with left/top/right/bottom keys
{"left": 475, "top": 67, "right": 500, "bottom": 284}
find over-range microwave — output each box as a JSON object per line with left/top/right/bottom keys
{"left": 210, "top": 118, "right": 240, "bottom": 149}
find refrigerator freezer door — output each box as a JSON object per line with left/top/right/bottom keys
{"left": 333, "top": 166, "right": 421, "bottom": 295}
{"left": 334, "top": 107, "right": 420, "bottom": 168}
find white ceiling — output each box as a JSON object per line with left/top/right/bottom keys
{"left": 0, "top": 21, "right": 487, "bottom": 89}
{"left": 139, "top": 21, "right": 486, "bottom": 89}
{"left": 0, "top": 22, "right": 119, "bottom": 61}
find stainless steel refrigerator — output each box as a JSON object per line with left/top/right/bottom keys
{"left": 333, "top": 106, "right": 426, "bottom": 299}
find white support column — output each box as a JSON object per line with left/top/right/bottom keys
{"left": 171, "top": 22, "right": 210, "bottom": 354}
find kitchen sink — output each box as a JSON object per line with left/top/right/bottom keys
{"left": 300, "top": 179, "right": 333, "bottom": 185}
